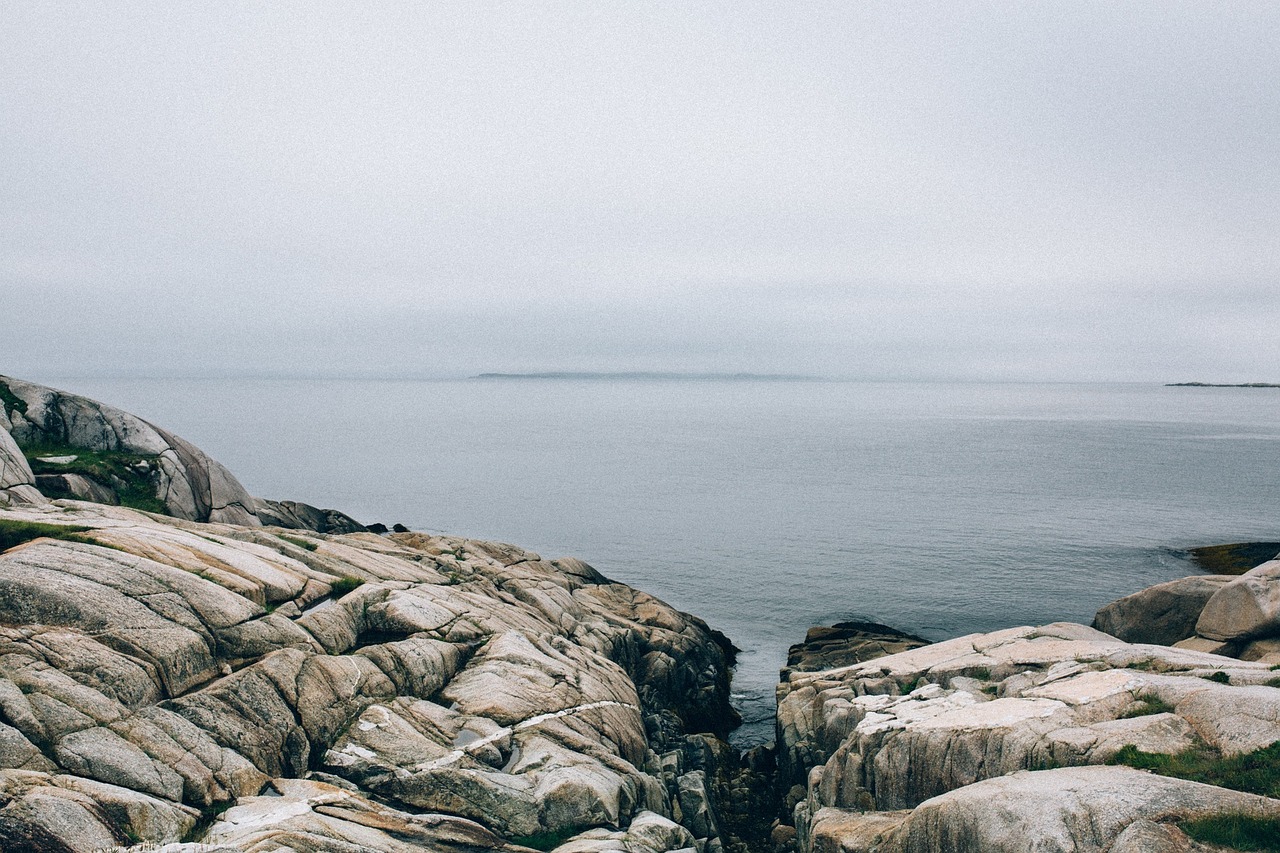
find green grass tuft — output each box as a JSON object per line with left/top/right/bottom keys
{"left": 26, "top": 444, "right": 168, "bottom": 514}
{"left": 277, "top": 534, "right": 319, "bottom": 552}
{"left": 0, "top": 519, "right": 97, "bottom": 552}
{"left": 329, "top": 576, "right": 365, "bottom": 596}
{"left": 1204, "top": 671, "right": 1232, "bottom": 685}
{"left": 1181, "top": 814, "right": 1280, "bottom": 851}
{"left": 970, "top": 666, "right": 992, "bottom": 680}
{"left": 1109, "top": 741, "right": 1280, "bottom": 799}
{"left": 1119, "top": 692, "right": 1176, "bottom": 719}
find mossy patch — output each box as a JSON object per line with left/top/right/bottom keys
{"left": 511, "top": 827, "right": 582, "bottom": 851}
{"left": 329, "top": 576, "right": 365, "bottom": 596}
{"left": 1109, "top": 741, "right": 1280, "bottom": 799}
{"left": 1189, "top": 542, "right": 1280, "bottom": 576}
{"left": 0, "top": 519, "right": 97, "bottom": 552}
{"left": 0, "top": 381, "right": 27, "bottom": 418}
{"left": 1181, "top": 813, "right": 1280, "bottom": 851}
{"left": 277, "top": 534, "right": 319, "bottom": 552}
{"left": 1119, "top": 693, "right": 1176, "bottom": 718}
{"left": 25, "top": 444, "right": 167, "bottom": 514}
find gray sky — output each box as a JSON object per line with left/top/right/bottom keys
{"left": 3, "top": 2, "right": 1278, "bottom": 381}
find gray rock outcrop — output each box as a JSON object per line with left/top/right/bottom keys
{"left": 809, "top": 766, "right": 1280, "bottom": 853}
{"left": 1093, "top": 573, "right": 1235, "bottom": 645}
{"left": 778, "top": 622, "right": 1280, "bottom": 852}
{"left": 0, "top": 427, "right": 41, "bottom": 508}
{"left": 1197, "top": 558, "right": 1280, "bottom": 643}
{"left": 783, "top": 620, "right": 928, "bottom": 680}
{"left": 0, "top": 376, "right": 366, "bottom": 533}
{"left": 0, "top": 499, "right": 738, "bottom": 851}
{"left": 1, "top": 375, "right": 259, "bottom": 525}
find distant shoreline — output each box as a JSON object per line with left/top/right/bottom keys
{"left": 1166, "top": 382, "right": 1280, "bottom": 388}
{"left": 472, "top": 371, "right": 821, "bottom": 382}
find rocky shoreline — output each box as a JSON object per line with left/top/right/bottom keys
{"left": 3, "top": 375, "right": 1280, "bottom": 852}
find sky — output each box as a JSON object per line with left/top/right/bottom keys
{"left": 2, "top": 2, "right": 1278, "bottom": 382}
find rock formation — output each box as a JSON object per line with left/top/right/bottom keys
{"left": 776, "top": 621, "right": 1280, "bottom": 852}
{"left": 1093, "top": 551, "right": 1280, "bottom": 663}
{"left": 0, "top": 427, "right": 41, "bottom": 508}
{"left": 3, "top": 374, "right": 1279, "bottom": 852}
{"left": 0, "top": 376, "right": 363, "bottom": 533}
{"left": 0, "top": 499, "right": 738, "bottom": 851}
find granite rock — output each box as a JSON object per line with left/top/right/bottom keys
{"left": 1093, "top": 574, "right": 1234, "bottom": 645}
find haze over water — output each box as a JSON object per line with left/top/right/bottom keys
{"left": 43, "top": 376, "right": 1280, "bottom": 744}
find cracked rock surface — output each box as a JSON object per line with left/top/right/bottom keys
{"left": 778, "top": 622, "right": 1280, "bottom": 852}
{"left": 0, "top": 500, "right": 737, "bottom": 852}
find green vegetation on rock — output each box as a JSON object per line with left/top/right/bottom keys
{"left": 329, "top": 576, "right": 365, "bottom": 596}
{"left": 0, "top": 381, "right": 27, "bottom": 417}
{"left": 1109, "top": 741, "right": 1280, "bottom": 799}
{"left": 26, "top": 444, "right": 168, "bottom": 514}
{"left": 1118, "top": 693, "right": 1176, "bottom": 718}
{"left": 278, "top": 534, "right": 319, "bottom": 552}
{"left": 511, "top": 827, "right": 583, "bottom": 851}
{"left": 0, "top": 519, "right": 97, "bottom": 552}
{"left": 1181, "top": 814, "right": 1280, "bottom": 852}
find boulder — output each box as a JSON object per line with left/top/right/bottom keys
{"left": 1093, "top": 574, "right": 1234, "bottom": 645}
{"left": 784, "top": 621, "right": 929, "bottom": 679}
{"left": 252, "top": 497, "right": 366, "bottom": 534}
{"left": 35, "top": 472, "right": 118, "bottom": 504}
{"left": 0, "top": 427, "right": 34, "bottom": 491}
{"left": 0, "top": 427, "right": 42, "bottom": 508}
{"left": 898, "top": 766, "right": 1280, "bottom": 853}
{"left": 1197, "top": 559, "right": 1280, "bottom": 641}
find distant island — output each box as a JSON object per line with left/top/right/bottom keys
{"left": 473, "top": 371, "right": 820, "bottom": 381}
{"left": 1166, "top": 382, "right": 1280, "bottom": 387}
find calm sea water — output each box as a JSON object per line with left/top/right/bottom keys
{"left": 42, "top": 378, "right": 1280, "bottom": 745}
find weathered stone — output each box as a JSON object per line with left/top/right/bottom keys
{"left": 1240, "top": 636, "right": 1280, "bottom": 663}
{"left": 1171, "top": 635, "right": 1238, "bottom": 655}
{"left": 252, "top": 497, "right": 366, "bottom": 533}
{"left": 899, "top": 766, "right": 1280, "bottom": 853}
{"left": 0, "top": 433, "right": 737, "bottom": 852}
{"left": 784, "top": 621, "right": 929, "bottom": 679}
{"left": 1108, "top": 819, "right": 1211, "bottom": 853}
{"left": 54, "top": 727, "right": 184, "bottom": 801}
{"left": 0, "top": 427, "right": 35, "bottom": 491}
{"left": 807, "top": 808, "right": 907, "bottom": 853}
{"left": 35, "top": 472, "right": 118, "bottom": 504}
{"left": 779, "top": 620, "right": 1279, "bottom": 843}
{"left": 1197, "top": 559, "right": 1280, "bottom": 641}
{"left": 1093, "top": 574, "right": 1234, "bottom": 645}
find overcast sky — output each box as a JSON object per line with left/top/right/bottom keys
{"left": 3, "top": 3, "right": 1278, "bottom": 382}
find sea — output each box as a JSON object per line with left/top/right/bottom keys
{"left": 39, "top": 376, "right": 1280, "bottom": 746}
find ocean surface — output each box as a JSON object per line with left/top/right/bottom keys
{"left": 40, "top": 377, "right": 1280, "bottom": 745}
